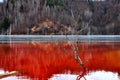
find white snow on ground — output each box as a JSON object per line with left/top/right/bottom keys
{"left": 49, "top": 71, "right": 120, "bottom": 80}
{"left": 0, "top": 69, "right": 120, "bottom": 80}
{"left": 0, "top": 69, "right": 29, "bottom": 80}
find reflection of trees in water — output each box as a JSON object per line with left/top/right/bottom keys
{"left": 0, "top": 43, "right": 11, "bottom": 54}
{"left": 0, "top": 42, "right": 119, "bottom": 79}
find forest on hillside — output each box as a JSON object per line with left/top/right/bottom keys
{"left": 0, "top": 0, "right": 120, "bottom": 35}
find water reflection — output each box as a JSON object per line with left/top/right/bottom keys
{"left": 0, "top": 42, "right": 120, "bottom": 80}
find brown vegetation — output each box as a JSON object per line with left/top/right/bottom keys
{"left": 0, "top": 0, "right": 120, "bottom": 35}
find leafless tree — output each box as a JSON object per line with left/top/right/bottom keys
{"left": 71, "top": 42, "right": 86, "bottom": 80}
{"left": 56, "top": 41, "right": 87, "bottom": 80}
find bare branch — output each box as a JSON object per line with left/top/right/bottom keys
{"left": 71, "top": 42, "right": 86, "bottom": 70}
{"left": 0, "top": 71, "right": 19, "bottom": 79}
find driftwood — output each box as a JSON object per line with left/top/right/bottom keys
{"left": 0, "top": 71, "right": 19, "bottom": 79}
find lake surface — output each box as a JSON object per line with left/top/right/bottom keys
{"left": 0, "top": 42, "right": 120, "bottom": 80}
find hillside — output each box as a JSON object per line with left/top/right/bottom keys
{"left": 0, "top": 0, "right": 120, "bottom": 35}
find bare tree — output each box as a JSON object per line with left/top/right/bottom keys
{"left": 71, "top": 42, "right": 86, "bottom": 80}
{"left": 56, "top": 41, "right": 87, "bottom": 80}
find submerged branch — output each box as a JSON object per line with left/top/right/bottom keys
{"left": 0, "top": 71, "right": 19, "bottom": 79}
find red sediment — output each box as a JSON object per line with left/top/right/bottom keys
{"left": 0, "top": 42, "right": 120, "bottom": 80}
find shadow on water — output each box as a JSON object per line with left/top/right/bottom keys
{"left": 0, "top": 42, "right": 120, "bottom": 80}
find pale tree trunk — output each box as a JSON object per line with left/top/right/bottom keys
{"left": 70, "top": 42, "right": 86, "bottom": 80}
{"left": 56, "top": 41, "right": 87, "bottom": 80}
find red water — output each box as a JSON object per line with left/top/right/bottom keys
{"left": 0, "top": 42, "right": 120, "bottom": 80}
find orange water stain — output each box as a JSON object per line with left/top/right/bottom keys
{"left": 0, "top": 42, "right": 120, "bottom": 80}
